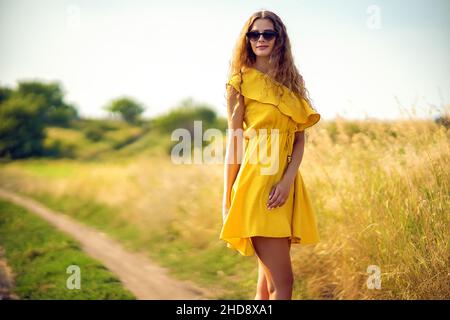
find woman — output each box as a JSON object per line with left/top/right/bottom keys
{"left": 219, "top": 10, "right": 321, "bottom": 300}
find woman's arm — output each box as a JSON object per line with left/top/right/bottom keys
{"left": 222, "top": 85, "right": 245, "bottom": 215}
{"left": 267, "top": 130, "right": 305, "bottom": 209}
{"left": 281, "top": 130, "right": 305, "bottom": 186}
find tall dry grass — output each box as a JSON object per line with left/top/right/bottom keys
{"left": 292, "top": 116, "right": 449, "bottom": 299}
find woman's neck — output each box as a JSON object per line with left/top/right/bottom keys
{"left": 253, "top": 57, "right": 271, "bottom": 74}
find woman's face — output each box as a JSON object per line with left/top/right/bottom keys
{"left": 248, "top": 18, "right": 277, "bottom": 58}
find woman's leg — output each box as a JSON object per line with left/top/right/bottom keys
{"left": 251, "top": 236, "right": 293, "bottom": 300}
{"left": 255, "top": 257, "right": 270, "bottom": 300}
{"left": 254, "top": 238, "right": 292, "bottom": 300}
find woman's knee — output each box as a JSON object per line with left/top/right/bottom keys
{"left": 267, "top": 279, "right": 276, "bottom": 294}
{"left": 278, "top": 271, "right": 294, "bottom": 289}
{"left": 252, "top": 237, "right": 293, "bottom": 289}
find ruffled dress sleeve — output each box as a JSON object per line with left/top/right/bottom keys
{"left": 226, "top": 67, "right": 320, "bottom": 132}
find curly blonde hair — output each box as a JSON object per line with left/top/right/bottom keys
{"left": 226, "top": 10, "right": 316, "bottom": 111}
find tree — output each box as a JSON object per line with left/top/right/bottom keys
{"left": 104, "top": 97, "right": 145, "bottom": 124}
{"left": 0, "top": 86, "right": 13, "bottom": 104}
{"left": 16, "top": 81, "right": 79, "bottom": 127}
{"left": 0, "top": 95, "right": 47, "bottom": 159}
{"left": 0, "top": 81, "right": 79, "bottom": 159}
{"left": 153, "top": 98, "right": 218, "bottom": 134}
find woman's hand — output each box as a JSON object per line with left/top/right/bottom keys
{"left": 267, "top": 177, "right": 294, "bottom": 210}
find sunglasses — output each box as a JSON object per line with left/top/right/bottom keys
{"left": 246, "top": 30, "right": 278, "bottom": 42}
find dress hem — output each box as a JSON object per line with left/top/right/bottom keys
{"left": 220, "top": 234, "right": 319, "bottom": 257}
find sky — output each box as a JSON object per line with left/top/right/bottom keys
{"left": 1, "top": 0, "right": 449, "bottom": 121}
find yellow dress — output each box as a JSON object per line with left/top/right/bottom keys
{"left": 219, "top": 66, "right": 321, "bottom": 256}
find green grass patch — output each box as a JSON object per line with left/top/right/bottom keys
{"left": 43, "top": 120, "right": 146, "bottom": 160}
{"left": 0, "top": 199, "right": 135, "bottom": 299}
{"left": 5, "top": 158, "right": 81, "bottom": 179}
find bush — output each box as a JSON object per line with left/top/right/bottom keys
{"left": 0, "top": 96, "right": 47, "bottom": 159}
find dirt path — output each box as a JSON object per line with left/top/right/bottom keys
{"left": 0, "top": 188, "right": 211, "bottom": 300}
{"left": 0, "top": 246, "right": 18, "bottom": 300}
